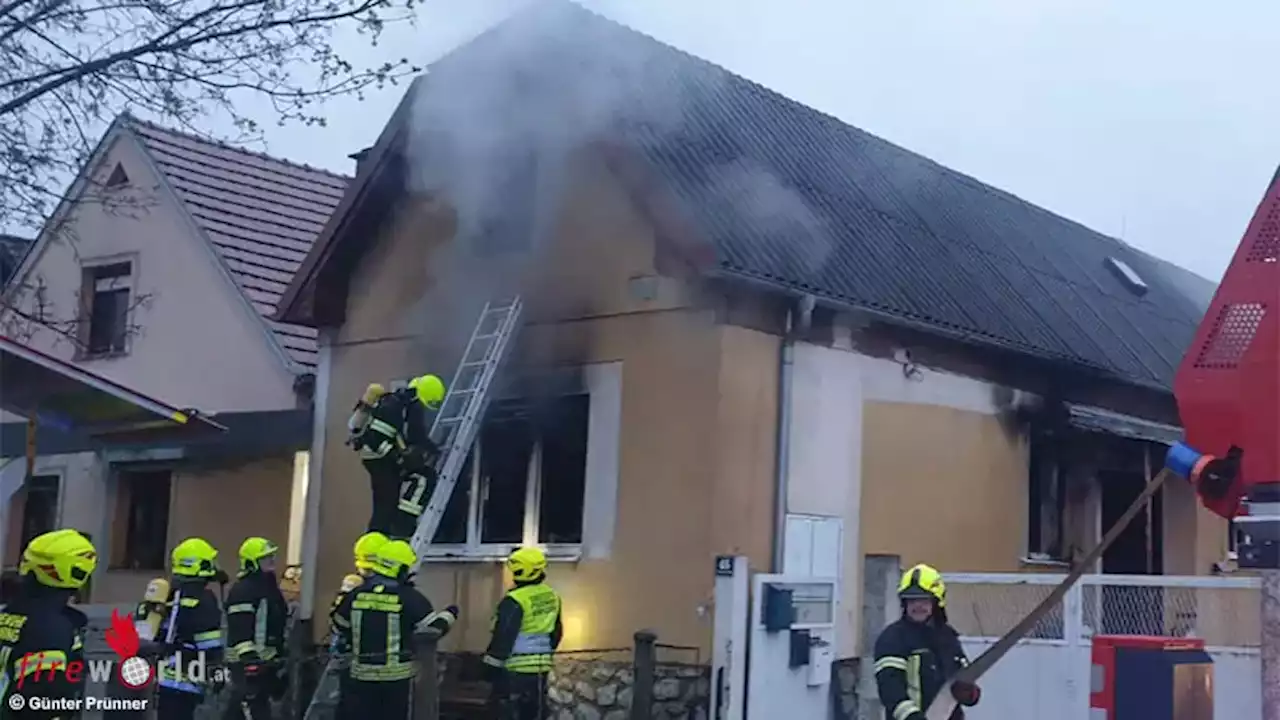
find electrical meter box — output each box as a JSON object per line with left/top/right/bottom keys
{"left": 1090, "top": 635, "right": 1213, "bottom": 720}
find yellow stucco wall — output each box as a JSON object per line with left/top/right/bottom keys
{"left": 310, "top": 151, "right": 778, "bottom": 652}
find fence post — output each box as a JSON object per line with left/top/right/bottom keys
{"left": 412, "top": 628, "right": 442, "bottom": 720}
{"left": 631, "top": 630, "right": 657, "bottom": 720}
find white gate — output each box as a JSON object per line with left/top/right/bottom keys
{"left": 943, "top": 573, "right": 1262, "bottom": 720}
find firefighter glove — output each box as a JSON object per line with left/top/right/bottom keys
{"left": 951, "top": 680, "right": 981, "bottom": 706}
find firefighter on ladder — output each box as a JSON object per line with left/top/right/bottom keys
{"left": 482, "top": 547, "right": 563, "bottom": 720}
{"left": 330, "top": 539, "right": 458, "bottom": 720}
{"left": 0, "top": 529, "right": 96, "bottom": 718}
{"left": 347, "top": 375, "right": 447, "bottom": 540}
{"left": 156, "top": 537, "right": 227, "bottom": 720}
{"left": 224, "top": 537, "right": 289, "bottom": 720}
{"left": 873, "top": 564, "right": 981, "bottom": 720}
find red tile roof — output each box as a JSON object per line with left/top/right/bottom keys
{"left": 128, "top": 119, "right": 349, "bottom": 370}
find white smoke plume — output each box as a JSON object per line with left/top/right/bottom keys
{"left": 400, "top": 0, "right": 835, "bottom": 350}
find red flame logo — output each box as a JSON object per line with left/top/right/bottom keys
{"left": 105, "top": 609, "right": 140, "bottom": 660}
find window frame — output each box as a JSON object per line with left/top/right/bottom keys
{"left": 424, "top": 360, "right": 622, "bottom": 564}
{"left": 18, "top": 474, "right": 62, "bottom": 551}
{"left": 5, "top": 470, "right": 64, "bottom": 568}
{"left": 79, "top": 257, "right": 136, "bottom": 359}
{"left": 110, "top": 466, "right": 173, "bottom": 571}
{"left": 427, "top": 400, "right": 586, "bottom": 562}
{"left": 1025, "top": 437, "right": 1069, "bottom": 564}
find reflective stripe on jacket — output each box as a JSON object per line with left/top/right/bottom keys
{"left": 157, "top": 585, "right": 224, "bottom": 695}
{"left": 872, "top": 616, "right": 969, "bottom": 720}
{"left": 504, "top": 584, "right": 560, "bottom": 674}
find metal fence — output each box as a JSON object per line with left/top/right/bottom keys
{"left": 944, "top": 572, "right": 1262, "bottom": 647}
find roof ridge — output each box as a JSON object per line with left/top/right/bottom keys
{"left": 122, "top": 114, "right": 352, "bottom": 183}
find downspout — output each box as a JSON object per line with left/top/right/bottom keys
{"left": 771, "top": 294, "right": 816, "bottom": 572}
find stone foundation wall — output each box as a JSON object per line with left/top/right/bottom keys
{"left": 549, "top": 656, "right": 710, "bottom": 720}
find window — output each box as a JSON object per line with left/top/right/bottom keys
{"left": 19, "top": 476, "right": 59, "bottom": 549}
{"left": 5, "top": 475, "right": 59, "bottom": 567}
{"left": 111, "top": 469, "right": 171, "bottom": 570}
{"left": 432, "top": 393, "right": 589, "bottom": 555}
{"left": 81, "top": 261, "right": 132, "bottom": 356}
{"left": 1026, "top": 438, "right": 1067, "bottom": 561}
{"left": 104, "top": 163, "right": 130, "bottom": 189}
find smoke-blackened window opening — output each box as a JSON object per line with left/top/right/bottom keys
{"left": 430, "top": 393, "right": 590, "bottom": 548}
{"left": 112, "top": 469, "right": 172, "bottom": 570}
{"left": 479, "top": 416, "right": 536, "bottom": 543}
{"left": 1026, "top": 439, "right": 1065, "bottom": 562}
{"left": 471, "top": 152, "right": 539, "bottom": 255}
{"left": 7, "top": 475, "right": 60, "bottom": 567}
{"left": 433, "top": 453, "right": 473, "bottom": 545}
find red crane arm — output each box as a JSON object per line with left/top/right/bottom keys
{"left": 1172, "top": 165, "right": 1280, "bottom": 518}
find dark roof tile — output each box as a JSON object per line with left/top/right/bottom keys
{"left": 433, "top": 3, "right": 1214, "bottom": 390}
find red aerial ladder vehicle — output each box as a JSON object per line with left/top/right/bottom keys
{"left": 1168, "top": 165, "right": 1280, "bottom": 564}
{"left": 1166, "top": 165, "right": 1279, "bottom": 720}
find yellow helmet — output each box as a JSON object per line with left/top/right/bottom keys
{"left": 238, "top": 537, "right": 278, "bottom": 576}
{"left": 898, "top": 563, "right": 946, "bottom": 607}
{"left": 353, "top": 532, "right": 389, "bottom": 572}
{"left": 21, "top": 529, "right": 97, "bottom": 590}
{"left": 507, "top": 546, "right": 547, "bottom": 583}
{"left": 370, "top": 540, "right": 417, "bottom": 579}
{"left": 407, "top": 374, "right": 446, "bottom": 409}
{"left": 171, "top": 537, "right": 220, "bottom": 579}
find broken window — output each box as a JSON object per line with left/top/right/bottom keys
{"left": 430, "top": 392, "right": 591, "bottom": 553}
{"left": 1026, "top": 437, "right": 1066, "bottom": 561}
{"left": 82, "top": 261, "right": 132, "bottom": 357}
{"left": 537, "top": 393, "right": 588, "bottom": 544}
{"left": 112, "top": 469, "right": 172, "bottom": 570}
{"left": 5, "top": 475, "right": 59, "bottom": 567}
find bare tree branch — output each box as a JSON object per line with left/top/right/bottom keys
{"left": 1, "top": 0, "right": 420, "bottom": 232}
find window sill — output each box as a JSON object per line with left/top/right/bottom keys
{"left": 423, "top": 544, "right": 582, "bottom": 563}
{"left": 1019, "top": 555, "right": 1070, "bottom": 570}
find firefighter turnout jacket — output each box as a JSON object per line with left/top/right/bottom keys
{"left": 157, "top": 581, "right": 225, "bottom": 694}
{"left": 330, "top": 575, "right": 455, "bottom": 682}
{"left": 225, "top": 570, "right": 288, "bottom": 663}
{"left": 873, "top": 616, "right": 971, "bottom": 720}
{"left": 483, "top": 582, "right": 563, "bottom": 674}
{"left": 0, "top": 590, "right": 88, "bottom": 714}
{"left": 353, "top": 389, "right": 430, "bottom": 464}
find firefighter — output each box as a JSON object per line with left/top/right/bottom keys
{"left": 156, "top": 537, "right": 226, "bottom": 720}
{"left": 330, "top": 540, "right": 458, "bottom": 720}
{"left": 223, "top": 537, "right": 289, "bottom": 720}
{"left": 330, "top": 532, "right": 388, "bottom": 720}
{"left": 482, "top": 546, "right": 563, "bottom": 720}
{"left": 873, "top": 564, "right": 981, "bottom": 720}
{"left": 0, "top": 529, "right": 96, "bottom": 718}
{"left": 348, "top": 374, "right": 447, "bottom": 539}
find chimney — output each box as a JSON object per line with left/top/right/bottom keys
{"left": 348, "top": 147, "right": 373, "bottom": 175}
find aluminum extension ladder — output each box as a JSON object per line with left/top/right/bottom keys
{"left": 300, "top": 297, "right": 523, "bottom": 720}
{"left": 409, "top": 296, "right": 523, "bottom": 564}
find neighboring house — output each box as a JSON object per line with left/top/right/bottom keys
{"left": 0, "top": 235, "right": 32, "bottom": 287}
{"left": 0, "top": 115, "right": 346, "bottom": 602}
{"left": 276, "top": 2, "right": 1222, "bottom": 660}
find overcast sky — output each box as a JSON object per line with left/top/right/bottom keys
{"left": 241, "top": 0, "right": 1280, "bottom": 282}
